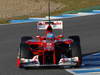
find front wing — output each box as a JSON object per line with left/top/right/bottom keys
{"left": 17, "top": 55, "right": 79, "bottom": 68}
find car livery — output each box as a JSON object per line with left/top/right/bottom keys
{"left": 16, "top": 21, "right": 82, "bottom": 68}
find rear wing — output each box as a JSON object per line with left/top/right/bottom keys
{"left": 37, "top": 21, "right": 63, "bottom": 30}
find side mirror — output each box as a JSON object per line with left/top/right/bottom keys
{"left": 36, "top": 36, "right": 41, "bottom": 39}
{"left": 57, "top": 35, "right": 64, "bottom": 38}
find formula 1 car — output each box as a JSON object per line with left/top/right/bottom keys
{"left": 16, "top": 21, "right": 82, "bottom": 68}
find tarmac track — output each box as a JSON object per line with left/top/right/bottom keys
{"left": 0, "top": 14, "right": 100, "bottom": 75}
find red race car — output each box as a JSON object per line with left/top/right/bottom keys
{"left": 16, "top": 21, "right": 82, "bottom": 68}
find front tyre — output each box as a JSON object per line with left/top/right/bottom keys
{"left": 71, "top": 43, "right": 82, "bottom": 67}
{"left": 69, "top": 35, "right": 82, "bottom": 67}
{"left": 21, "top": 36, "right": 32, "bottom": 43}
{"left": 16, "top": 43, "right": 33, "bottom": 68}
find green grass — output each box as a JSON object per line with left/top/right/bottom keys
{"left": 0, "top": 19, "right": 10, "bottom": 24}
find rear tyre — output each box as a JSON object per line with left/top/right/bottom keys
{"left": 21, "top": 36, "right": 32, "bottom": 43}
{"left": 20, "top": 43, "right": 33, "bottom": 59}
{"left": 69, "top": 35, "right": 82, "bottom": 68}
{"left": 20, "top": 36, "right": 33, "bottom": 58}
{"left": 68, "top": 35, "right": 80, "bottom": 45}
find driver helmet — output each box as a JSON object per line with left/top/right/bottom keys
{"left": 46, "top": 32, "right": 55, "bottom": 39}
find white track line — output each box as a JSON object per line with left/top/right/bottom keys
{"left": 65, "top": 69, "right": 77, "bottom": 75}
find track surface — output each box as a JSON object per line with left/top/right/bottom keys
{"left": 0, "top": 14, "right": 100, "bottom": 75}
